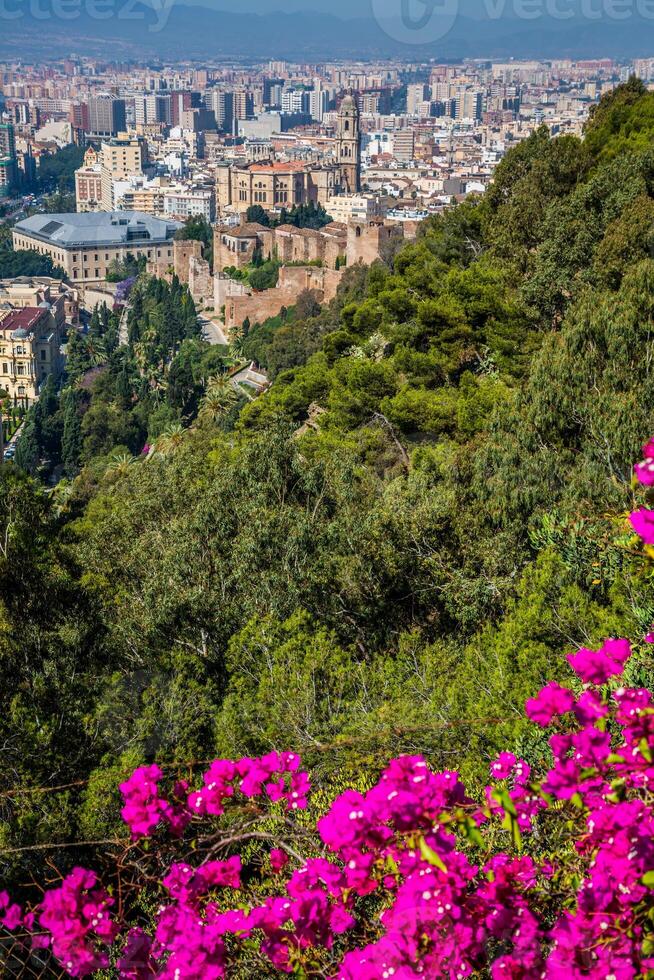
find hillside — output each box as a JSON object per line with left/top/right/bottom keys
{"left": 3, "top": 83, "right": 654, "bottom": 969}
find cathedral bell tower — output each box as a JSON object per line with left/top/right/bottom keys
{"left": 336, "top": 94, "right": 361, "bottom": 195}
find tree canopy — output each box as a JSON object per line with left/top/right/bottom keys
{"left": 4, "top": 84, "right": 654, "bottom": 947}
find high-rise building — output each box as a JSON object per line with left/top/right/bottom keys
{"left": 309, "top": 85, "right": 328, "bottom": 122}
{"left": 170, "top": 91, "right": 202, "bottom": 127}
{"left": 407, "top": 83, "right": 427, "bottom": 116}
{"left": 69, "top": 102, "right": 90, "bottom": 132}
{"left": 281, "top": 89, "right": 310, "bottom": 115}
{"left": 0, "top": 121, "right": 16, "bottom": 160}
{"left": 336, "top": 95, "right": 361, "bottom": 194}
{"left": 88, "top": 95, "right": 126, "bottom": 138}
{"left": 134, "top": 94, "right": 172, "bottom": 126}
{"left": 455, "top": 89, "right": 484, "bottom": 121}
{"left": 233, "top": 89, "right": 254, "bottom": 121}
{"left": 263, "top": 78, "right": 284, "bottom": 107}
{"left": 0, "top": 122, "right": 17, "bottom": 198}
{"left": 206, "top": 90, "right": 234, "bottom": 132}
{"left": 393, "top": 129, "right": 415, "bottom": 162}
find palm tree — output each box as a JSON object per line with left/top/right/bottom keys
{"left": 105, "top": 452, "right": 134, "bottom": 480}
{"left": 152, "top": 423, "right": 186, "bottom": 456}
{"left": 198, "top": 375, "right": 239, "bottom": 426}
{"left": 229, "top": 335, "right": 247, "bottom": 362}
{"left": 84, "top": 336, "right": 108, "bottom": 367}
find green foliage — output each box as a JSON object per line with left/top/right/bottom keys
{"left": 106, "top": 252, "right": 147, "bottom": 282}
{"left": 245, "top": 202, "right": 333, "bottom": 231}
{"left": 174, "top": 215, "right": 213, "bottom": 269}
{"left": 0, "top": 248, "right": 64, "bottom": 278}
{"left": 245, "top": 205, "right": 270, "bottom": 227}
{"left": 36, "top": 143, "right": 85, "bottom": 193}
{"left": 7, "top": 81, "right": 654, "bottom": 896}
{"left": 583, "top": 76, "right": 654, "bottom": 164}
{"left": 248, "top": 259, "right": 280, "bottom": 291}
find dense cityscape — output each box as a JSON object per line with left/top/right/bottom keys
{"left": 3, "top": 14, "right": 654, "bottom": 979}
{"left": 0, "top": 54, "right": 650, "bottom": 431}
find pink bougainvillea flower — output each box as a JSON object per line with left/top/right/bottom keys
{"left": 269, "top": 849, "right": 289, "bottom": 874}
{"left": 630, "top": 507, "right": 654, "bottom": 543}
{"left": 525, "top": 682, "right": 575, "bottom": 727}
{"left": 490, "top": 752, "right": 517, "bottom": 780}
{"left": 0, "top": 890, "right": 22, "bottom": 931}
{"left": 634, "top": 439, "right": 654, "bottom": 485}
{"left": 567, "top": 638, "right": 631, "bottom": 685}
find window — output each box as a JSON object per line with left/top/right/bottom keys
{"left": 40, "top": 350, "right": 46, "bottom": 361}
{"left": 1, "top": 364, "right": 7, "bottom": 374}
{"left": 17, "top": 364, "right": 25, "bottom": 375}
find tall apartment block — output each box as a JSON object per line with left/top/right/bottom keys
{"left": 88, "top": 95, "right": 127, "bottom": 139}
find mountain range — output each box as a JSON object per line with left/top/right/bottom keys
{"left": 1, "top": 2, "right": 653, "bottom": 61}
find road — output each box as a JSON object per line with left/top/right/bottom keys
{"left": 198, "top": 314, "right": 229, "bottom": 347}
{"left": 2, "top": 420, "right": 24, "bottom": 459}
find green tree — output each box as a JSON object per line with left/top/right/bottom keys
{"left": 175, "top": 216, "right": 213, "bottom": 269}
{"left": 14, "top": 416, "right": 40, "bottom": 474}
{"left": 61, "top": 390, "right": 83, "bottom": 478}
{"left": 245, "top": 205, "right": 270, "bottom": 227}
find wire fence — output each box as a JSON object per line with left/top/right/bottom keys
{"left": 0, "top": 715, "right": 518, "bottom": 976}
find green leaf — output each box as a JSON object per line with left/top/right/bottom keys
{"left": 419, "top": 836, "right": 448, "bottom": 873}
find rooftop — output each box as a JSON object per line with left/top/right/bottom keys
{"left": 247, "top": 161, "right": 311, "bottom": 173}
{"left": 222, "top": 222, "right": 269, "bottom": 239}
{"left": 14, "top": 211, "right": 182, "bottom": 248}
{"left": 0, "top": 307, "right": 48, "bottom": 334}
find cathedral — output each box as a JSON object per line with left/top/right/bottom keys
{"left": 215, "top": 95, "right": 361, "bottom": 215}
{"left": 336, "top": 94, "right": 361, "bottom": 195}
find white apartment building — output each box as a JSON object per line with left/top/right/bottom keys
{"left": 163, "top": 186, "right": 214, "bottom": 221}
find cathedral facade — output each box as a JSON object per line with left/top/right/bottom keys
{"left": 215, "top": 97, "right": 361, "bottom": 215}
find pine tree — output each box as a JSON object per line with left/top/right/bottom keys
{"left": 14, "top": 417, "right": 40, "bottom": 475}
{"left": 61, "top": 392, "right": 82, "bottom": 478}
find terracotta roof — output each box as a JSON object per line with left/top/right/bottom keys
{"left": 225, "top": 223, "right": 269, "bottom": 238}
{"left": 0, "top": 307, "right": 48, "bottom": 333}
{"left": 274, "top": 224, "right": 322, "bottom": 237}
{"left": 247, "top": 161, "right": 308, "bottom": 173}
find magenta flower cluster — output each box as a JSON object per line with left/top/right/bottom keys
{"left": 118, "top": 751, "right": 309, "bottom": 843}
{"left": 630, "top": 437, "right": 654, "bottom": 541}
{"left": 4, "top": 442, "right": 654, "bottom": 978}
{"left": 37, "top": 868, "right": 118, "bottom": 977}
{"left": 5, "top": 640, "right": 654, "bottom": 979}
